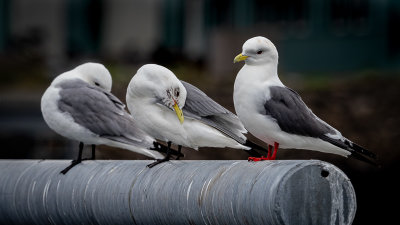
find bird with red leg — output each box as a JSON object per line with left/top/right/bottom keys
{"left": 248, "top": 142, "right": 278, "bottom": 161}
{"left": 234, "top": 36, "right": 377, "bottom": 165}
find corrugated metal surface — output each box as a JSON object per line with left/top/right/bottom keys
{"left": 0, "top": 160, "right": 356, "bottom": 225}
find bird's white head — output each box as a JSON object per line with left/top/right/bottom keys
{"left": 127, "top": 64, "right": 186, "bottom": 124}
{"left": 233, "top": 36, "right": 278, "bottom": 66}
{"left": 53, "top": 62, "right": 112, "bottom": 91}
{"left": 73, "top": 62, "right": 112, "bottom": 92}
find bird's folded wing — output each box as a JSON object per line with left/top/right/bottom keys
{"left": 264, "top": 86, "right": 377, "bottom": 161}
{"left": 181, "top": 80, "right": 247, "bottom": 143}
{"left": 57, "top": 79, "right": 153, "bottom": 147}
{"left": 263, "top": 86, "right": 337, "bottom": 139}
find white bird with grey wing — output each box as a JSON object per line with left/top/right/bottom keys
{"left": 41, "top": 62, "right": 165, "bottom": 174}
{"left": 233, "top": 36, "right": 377, "bottom": 164}
{"left": 126, "top": 64, "right": 268, "bottom": 167}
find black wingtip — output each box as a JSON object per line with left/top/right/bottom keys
{"left": 350, "top": 142, "right": 377, "bottom": 159}
{"left": 349, "top": 151, "right": 379, "bottom": 167}
{"left": 346, "top": 141, "right": 379, "bottom": 166}
{"left": 244, "top": 140, "right": 269, "bottom": 153}
{"left": 321, "top": 135, "right": 378, "bottom": 165}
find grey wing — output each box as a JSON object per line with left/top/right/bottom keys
{"left": 264, "top": 86, "right": 377, "bottom": 160}
{"left": 264, "top": 86, "right": 338, "bottom": 138}
{"left": 103, "top": 91, "right": 125, "bottom": 112}
{"left": 58, "top": 80, "right": 153, "bottom": 148}
{"left": 181, "top": 80, "right": 247, "bottom": 144}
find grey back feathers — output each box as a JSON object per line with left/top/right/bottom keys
{"left": 181, "top": 81, "right": 230, "bottom": 116}
{"left": 57, "top": 79, "right": 153, "bottom": 147}
{"left": 264, "top": 86, "right": 335, "bottom": 138}
{"left": 264, "top": 86, "right": 376, "bottom": 160}
{"left": 181, "top": 81, "right": 247, "bottom": 144}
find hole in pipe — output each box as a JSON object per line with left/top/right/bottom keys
{"left": 321, "top": 170, "right": 329, "bottom": 178}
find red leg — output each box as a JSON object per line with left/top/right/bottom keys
{"left": 247, "top": 144, "right": 275, "bottom": 162}
{"left": 270, "top": 142, "right": 279, "bottom": 160}
{"left": 248, "top": 156, "right": 269, "bottom": 162}
{"left": 267, "top": 144, "right": 273, "bottom": 159}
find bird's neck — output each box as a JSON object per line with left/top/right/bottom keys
{"left": 237, "top": 63, "right": 282, "bottom": 87}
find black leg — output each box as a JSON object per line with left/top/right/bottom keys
{"left": 77, "top": 142, "right": 83, "bottom": 161}
{"left": 147, "top": 141, "right": 172, "bottom": 168}
{"left": 151, "top": 141, "right": 183, "bottom": 157}
{"left": 82, "top": 144, "right": 96, "bottom": 161}
{"left": 60, "top": 142, "right": 84, "bottom": 174}
{"left": 176, "top": 145, "right": 182, "bottom": 160}
{"left": 91, "top": 144, "right": 96, "bottom": 160}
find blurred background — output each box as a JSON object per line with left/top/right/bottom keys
{"left": 0, "top": 0, "right": 399, "bottom": 224}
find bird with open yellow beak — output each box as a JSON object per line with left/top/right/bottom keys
{"left": 126, "top": 64, "right": 258, "bottom": 167}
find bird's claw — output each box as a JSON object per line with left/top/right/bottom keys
{"left": 60, "top": 159, "right": 82, "bottom": 174}
{"left": 147, "top": 158, "right": 169, "bottom": 168}
{"left": 248, "top": 156, "right": 270, "bottom": 162}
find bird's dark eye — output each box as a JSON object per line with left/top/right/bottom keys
{"left": 174, "top": 88, "right": 180, "bottom": 97}
{"left": 257, "top": 50, "right": 263, "bottom": 55}
{"left": 94, "top": 82, "right": 100, "bottom": 86}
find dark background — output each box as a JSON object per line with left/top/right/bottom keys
{"left": 0, "top": 0, "right": 399, "bottom": 224}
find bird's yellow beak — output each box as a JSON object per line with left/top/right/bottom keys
{"left": 173, "top": 102, "right": 184, "bottom": 124}
{"left": 233, "top": 53, "right": 248, "bottom": 63}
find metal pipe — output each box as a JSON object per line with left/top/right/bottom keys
{"left": 0, "top": 160, "right": 356, "bottom": 225}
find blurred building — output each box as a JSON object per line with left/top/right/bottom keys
{"left": 0, "top": 0, "right": 399, "bottom": 75}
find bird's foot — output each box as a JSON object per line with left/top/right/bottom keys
{"left": 248, "top": 156, "right": 273, "bottom": 162}
{"left": 60, "top": 159, "right": 82, "bottom": 174}
{"left": 151, "top": 142, "right": 184, "bottom": 158}
{"left": 249, "top": 143, "right": 278, "bottom": 161}
{"left": 147, "top": 158, "right": 170, "bottom": 168}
